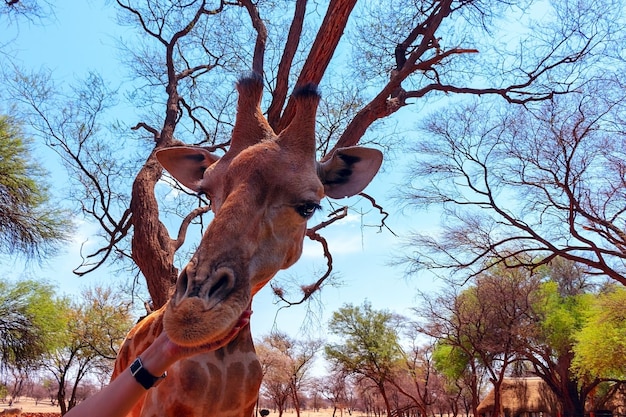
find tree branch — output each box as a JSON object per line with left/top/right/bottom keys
{"left": 272, "top": 207, "right": 349, "bottom": 307}
{"left": 275, "top": 0, "right": 358, "bottom": 133}
{"left": 267, "top": 0, "right": 307, "bottom": 129}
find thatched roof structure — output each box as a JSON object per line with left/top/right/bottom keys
{"left": 477, "top": 377, "right": 561, "bottom": 417}
{"left": 602, "top": 382, "right": 626, "bottom": 415}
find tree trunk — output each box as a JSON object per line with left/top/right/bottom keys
{"left": 379, "top": 383, "right": 394, "bottom": 417}
{"left": 291, "top": 381, "right": 302, "bottom": 417}
{"left": 130, "top": 33, "right": 186, "bottom": 308}
{"left": 273, "top": 0, "right": 357, "bottom": 133}
{"left": 57, "top": 378, "right": 67, "bottom": 416}
{"left": 130, "top": 153, "right": 178, "bottom": 308}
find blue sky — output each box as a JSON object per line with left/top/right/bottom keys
{"left": 2, "top": 1, "right": 442, "bottom": 347}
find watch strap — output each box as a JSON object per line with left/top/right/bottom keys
{"left": 130, "top": 357, "right": 166, "bottom": 390}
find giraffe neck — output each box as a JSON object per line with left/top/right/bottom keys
{"left": 113, "top": 307, "right": 262, "bottom": 417}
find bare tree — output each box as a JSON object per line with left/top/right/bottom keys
{"left": 6, "top": 0, "right": 609, "bottom": 310}
{"left": 257, "top": 338, "right": 292, "bottom": 416}
{"left": 0, "top": 0, "right": 52, "bottom": 23}
{"left": 312, "top": 370, "right": 351, "bottom": 417}
{"left": 256, "top": 331, "right": 321, "bottom": 417}
{"left": 390, "top": 338, "right": 438, "bottom": 417}
{"left": 400, "top": 75, "right": 626, "bottom": 285}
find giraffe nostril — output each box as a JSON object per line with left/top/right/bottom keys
{"left": 207, "top": 267, "right": 235, "bottom": 301}
{"left": 209, "top": 273, "right": 230, "bottom": 298}
{"left": 175, "top": 267, "right": 190, "bottom": 298}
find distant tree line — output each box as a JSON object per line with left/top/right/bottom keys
{"left": 255, "top": 259, "right": 626, "bottom": 417}
{"left": 0, "top": 278, "right": 134, "bottom": 415}
{"left": 3, "top": 260, "right": 623, "bottom": 417}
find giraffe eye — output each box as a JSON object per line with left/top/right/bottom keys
{"left": 295, "top": 202, "right": 321, "bottom": 219}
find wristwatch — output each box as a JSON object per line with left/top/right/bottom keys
{"left": 130, "top": 357, "right": 167, "bottom": 390}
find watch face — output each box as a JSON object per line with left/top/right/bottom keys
{"left": 130, "top": 358, "right": 143, "bottom": 375}
{"left": 131, "top": 359, "right": 138, "bottom": 373}
{"left": 130, "top": 358, "right": 166, "bottom": 389}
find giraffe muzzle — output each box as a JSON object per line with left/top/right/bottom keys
{"left": 163, "top": 263, "right": 251, "bottom": 347}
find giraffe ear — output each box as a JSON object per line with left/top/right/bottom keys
{"left": 156, "top": 147, "right": 220, "bottom": 192}
{"left": 318, "top": 147, "right": 383, "bottom": 199}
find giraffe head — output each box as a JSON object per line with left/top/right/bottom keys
{"left": 156, "top": 74, "right": 382, "bottom": 347}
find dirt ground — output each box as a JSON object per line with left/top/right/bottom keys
{"left": 1, "top": 397, "right": 57, "bottom": 412}
{"left": 1, "top": 397, "right": 59, "bottom": 417}
{"left": 3, "top": 399, "right": 353, "bottom": 417}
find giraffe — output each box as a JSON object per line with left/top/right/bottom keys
{"left": 111, "top": 74, "right": 383, "bottom": 417}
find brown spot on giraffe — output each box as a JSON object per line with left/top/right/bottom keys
{"left": 112, "top": 73, "right": 382, "bottom": 416}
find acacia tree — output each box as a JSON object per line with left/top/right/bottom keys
{"left": 4, "top": 0, "right": 606, "bottom": 310}
{"left": 390, "top": 338, "right": 439, "bottom": 417}
{"left": 0, "top": 114, "right": 72, "bottom": 258}
{"left": 522, "top": 259, "right": 610, "bottom": 417}
{"left": 311, "top": 370, "right": 352, "bottom": 417}
{"left": 43, "top": 286, "right": 134, "bottom": 415}
{"left": 325, "top": 301, "right": 404, "bottom": 417}
{"left": 432, "top": 341, "right": 480, "bottom": 417}
{"left": 0, "top": 278, "right": 65, "bottom": 404}
{"left": 256, "top": 338, "right": 291, "bottom": 416}
{"left": 416, "top": 265, "right": 541, "bottom": 417}
{"left": 420, "top": 258, "right": 611, "bottom": 417}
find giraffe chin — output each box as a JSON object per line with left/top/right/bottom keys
{"left": 162, "top": 297, "right": 246, "bottom": 347}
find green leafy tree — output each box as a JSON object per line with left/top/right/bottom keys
{"left": 0, "top": 114, "right": 72, "bottom": 258}
{"left": 526, "top": 263, "right": 597, "bottom": 417}
{"left": 432, "top": 341, "right": 475, "bottom": 415}
{"left": 325, "top": 301, "right": 404, "bottom": 417}
{"left": 417, "top": 263, "right": 541, "bottom": 417}
{"left": 0, "top": 277, "right": 66, "bottom": 403}
{"left": 571, "top": 284, "right": 626, "bottom": 381}
{"left": 43, "top": 286, "right": 134, "bottom": 415}
{"left": 0, "top": 277, "right": 65, "bottom": 369}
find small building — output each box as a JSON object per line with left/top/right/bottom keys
{"left": 476, "top": 377, "right": 561, "bottom": 417}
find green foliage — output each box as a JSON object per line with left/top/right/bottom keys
{"left": 0, "top": 275, "right": 133, "bottom": 414}
{"left": 0, "top": 277, "right": 66, "bottom": 369}
{"left": 534, "top": 280, "right": 593, "bottom": 355}
{"left": 571, "top": 285, "right": 626, "bottom": 380}
{"left": 74, "top": 286, "right": 136, "bottom": 360}
{"left": 432, "top": 341, "right": 469, "bottom": 381}
{"left": 42, "top": 285, "right": 134, "bottom": 414}
{"left": 325, "top": 301, "right": 403, "bottom": 378}
{"left": 0, "top": 114, "right": 73, "bottom": 258}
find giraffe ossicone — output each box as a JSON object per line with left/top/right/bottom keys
{"left": 113, "top": 74, "right": 382, "bottom": 416}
